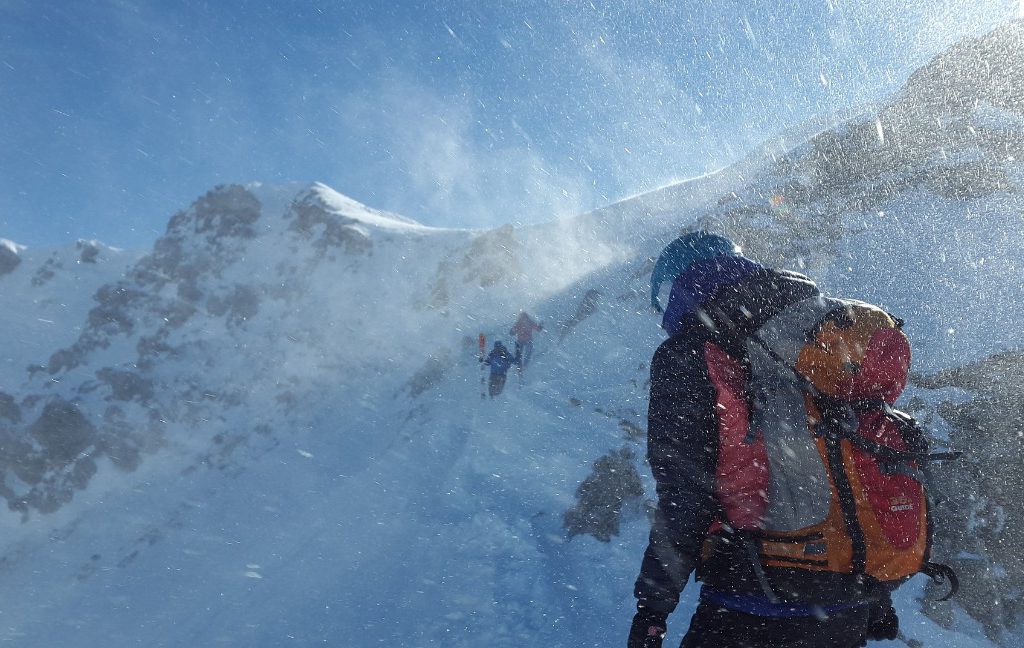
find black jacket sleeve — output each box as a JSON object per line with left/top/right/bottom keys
{"left": 633, "top": 329, "right": 720, "bottom": 615}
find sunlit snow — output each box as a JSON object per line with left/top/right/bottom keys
{"left": 0, "top": 18, "right": 1023, "bottom": 648}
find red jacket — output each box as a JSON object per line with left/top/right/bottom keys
{"left": 510, "top": 313, "right": 542, "bottom": 343}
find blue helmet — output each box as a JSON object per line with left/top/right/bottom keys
{"left": 650, "top": 231, "right": 739, "bottom": 312}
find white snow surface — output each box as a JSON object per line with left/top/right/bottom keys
{"left": 3, "top": 26, "right": 1024, "bottom": 647}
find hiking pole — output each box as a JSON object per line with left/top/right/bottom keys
{"left": 479, "top": 333, "right": 486, "bottom": 399}
{"left": 515, "top": 343, "right": 523, "bottom": 387}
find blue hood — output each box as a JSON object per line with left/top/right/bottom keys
{"left": 650, "top": 232, "right": 739, "bottom": 312}
{"left": 662, "top": 255, "right": 761, "bottom": 337}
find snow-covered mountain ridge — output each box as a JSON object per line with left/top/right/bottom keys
{"left": 0, "top": 21, "right": 1022, "bottom": 648}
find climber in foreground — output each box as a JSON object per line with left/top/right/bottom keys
{"left": 628, "top": 231, "right": 951, "bottom": 647}
{"left": 484, "top": 341, "right": 516, "bottom": 398}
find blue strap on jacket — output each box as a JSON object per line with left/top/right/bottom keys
{"left": 700, "top": 587, "right": 866, "bottom": 618}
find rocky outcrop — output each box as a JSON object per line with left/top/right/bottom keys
{"left": 29, "top": 399, "right": 96, "bottom": 465}
{"left": 77, "top": 240, "right": 101, "bottom": 264}
{"left": 705, "top": 21, "right": 1024, "bottom": 273}
{"left": 0, "top": 393, "right": 20, "bottom": 423}
{"left": 96, "top": 368, "right": 155, "bottom": 403}
{"left": 41, "top": 186, "right": 267, "bottom": 379}
{"left": 135, "top": 185, "right": 262, "bottom": 291}
{"left": 404, "top": 348, "right": 454, "bottom": 398}
{"left": 0, "top": 399, "right": 99, "bottom": 515}
{"left": 0, "top": 240, "right": 20, "bottom": 276}
{"left": 3, "top": 182, "right": 410, "bottom": 517}
{"left": 558, "top": 289, "right": 601, "bottom": 343}
{"left": 425, "top": 225, "right": 522, "bottom": 309}
{"left": 564, "top": 447, "right": 644, "bottom": 542}
{"left": 913, "top": 349, "right": 1024, "bottom": 641}
{"left": 191, "top": 184, "right": 262, "bottom": 239}
{"left": 288, "top": 192, "right": 373, "bottom": 257}
{"left": 207, "top": 284, "right": 261, "bottom": 327}
{"left": 894, "top": 21, "right": 1024, "bottom": 119}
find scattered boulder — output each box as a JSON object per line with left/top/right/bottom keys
{"left": 404, "top": 349, "right": 454, "bottom": 397}
{"left": 0, "top": 392, "right": 20, "bottom": 423}
{"left": 207, "top": 284, "right": 261, "bottom": 326}
{"left": 29, "top": 398, "right": 97, "bottom": 464}
{"left": 0, "top": 240, "right": 21, "bottom": 276}
{"left": 564, "top": 447, "right": 644, "bottom": 542}
{"left": 558, "top": 289, "right": 602, "bottom": 343}
{"left": 77, "top": 240, "right": 101, "bottom": 264}
{"left": 96, "top": 368, "right": 155, "bottom": 403}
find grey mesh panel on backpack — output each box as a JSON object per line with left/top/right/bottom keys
{"left": 746, "top": 296, "right": 845, "bottom": 532}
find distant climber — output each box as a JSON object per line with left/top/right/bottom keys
{"left": 484, "top": 341, "right": 516, "bottom": 398}
{"left": 558, "top": 289, "right": 601, "bottom": 343}
{"left": 510, "top": 311, "right": 543, "bottom": 370}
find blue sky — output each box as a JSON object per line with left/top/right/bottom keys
{"left": 0, "top": 1, "right": 1019, "bottom": 248}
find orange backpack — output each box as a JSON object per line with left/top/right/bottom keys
{"left": 705, "top": 298, "right": 958, "bottom": 596}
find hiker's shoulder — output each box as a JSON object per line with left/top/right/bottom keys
{"left": 710, "top": 266, "right": 819, "bottom": 322}
{"left": 654, "top": 321, "right": 715, "bottom": 369}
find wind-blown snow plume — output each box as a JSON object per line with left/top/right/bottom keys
{"left": 0, "top": 22, "right": 1023, "bottom": 648}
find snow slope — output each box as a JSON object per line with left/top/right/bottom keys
{"left": 1, "top": 21, "right": 1024, "bottom": 648}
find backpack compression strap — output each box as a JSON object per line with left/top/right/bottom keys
{"left": 921, "top": 562, "right": 960, "bottom": 601}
